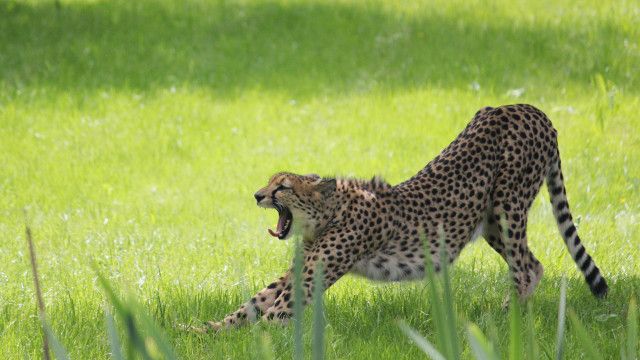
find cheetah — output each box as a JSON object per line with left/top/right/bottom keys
{"left": 202, "top": 104, "right": 608, "bottom": 331}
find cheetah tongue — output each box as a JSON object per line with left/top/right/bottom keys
{"left": 268, "top": 228, "right": 280, "bottom": 237}
{"left": 268, "top": 207, "right": 292, "bottom": 239}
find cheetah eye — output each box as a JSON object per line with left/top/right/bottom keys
{"left": 275, "top": 184, "right": 291, "bottom": 192}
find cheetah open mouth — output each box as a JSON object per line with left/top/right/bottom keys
{"left": 268, "top": 205, "right": 293, "bottom": 240}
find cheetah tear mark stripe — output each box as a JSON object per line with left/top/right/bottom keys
{"left": 546, "top": 153, "right": 608, "bottom": 298}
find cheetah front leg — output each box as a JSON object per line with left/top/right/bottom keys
{"left": 201, "top": 273, "right": 291, "bottom": 332}
{"left": 262, "top": 233, "right": 361, "bottom": 324}
{"left": 200, "top": 231, "right": 361, "bottom": 331}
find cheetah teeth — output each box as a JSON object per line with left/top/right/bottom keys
{"left": 268, "top": 219, "right": 291, "bottom": 238}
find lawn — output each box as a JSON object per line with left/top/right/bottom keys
{"left": 1, "top": 0, "right": 639, "bottom": 358}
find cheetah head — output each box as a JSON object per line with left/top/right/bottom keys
{"left": 254, "top": 172, "right": 337, "bottom": 240}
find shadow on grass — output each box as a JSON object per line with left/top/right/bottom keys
{"left": 165, "top": 271, "right": 638, "bottom": 356}
{"left": 0, "top": 0, "right": 637, "bottom": 97}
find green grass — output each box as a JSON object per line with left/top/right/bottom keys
{"left": 1, "top": 0, "right": 639, "bottom": 358}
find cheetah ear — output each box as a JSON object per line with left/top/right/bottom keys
{"left": 316, "top": 178, "right": 336, "bottom": 197}
{"left": 305, "top": 173, "right": 321, "bottom": 181}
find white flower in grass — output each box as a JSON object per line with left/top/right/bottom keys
{"left": 506, "top": 88, "right": 525, "bottom": 98}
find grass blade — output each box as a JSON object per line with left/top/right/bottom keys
{"left": 484, "top": 316, "right": 503, "bottom": 359}
{"left": 437, "top": 229, "right": 460, "bottom": 360}
{"left": 567, "top": 308, "right": 604, "bottom": 360}
{"left": 293, "top": 238, "right": 304, "bottom": 360}
{"left": 625, "top": 297, "right": 638, "bottom": 360}
{"left": 508, "top": 291, "right": 523, "bottom": 360}
{"left": 105, "top": 309, "right": 124, "bottom": 360}
{"left": 397, "top": 320, "right": 446, "bottom": 360}
{"left": 92, "top": 264, "right": 128, "bottom": 320}
{"left": 42, "top": 320, "right": 70, "bottom": 360}
{"left": 24, "top": 221, "right": 71, "bottom": 360}
{"left": 135, "top": 302, "right": 178, "bottom": 360}
{"left": 24, "top": 219, "right": 51, "bottom": 360}
{"left": 420, "top": 229, "right": 462, "bottom": 360}
{"left": 526, "top": 302, "right": 538, "bottom": 360}
{"left": 556, "top": 277, "right": 567, "bottom": 360}
{"left": 312, "top": 262, "right": 325, "bottom": 360}
{"left": 466, "top": 323, "right": 500, "bottom": 360}
{"left": 423, "top": 232, "right": 447, "bottom": 357}
{"left": 93, "top": 267, "right": 153, "bottom": 360}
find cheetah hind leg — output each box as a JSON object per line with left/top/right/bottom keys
{"left": 483, "top": 208, "right": 544, "bottom": 301}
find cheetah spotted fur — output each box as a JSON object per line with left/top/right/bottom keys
{"left": 201, "top": 104, "right": 608, "bottom": 331}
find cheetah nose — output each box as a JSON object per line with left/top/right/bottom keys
{"left": 254, "top": 193, "right": 265, "bottom": 204}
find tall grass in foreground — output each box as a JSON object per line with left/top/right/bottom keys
{"left": 24, "top": 221, "right": 52, "bottom": 360}
{"left": 293, "top": 238, "right": 326, "bottom": 360}
{"left": 293, "top": 239, "right": 304, "bottom": 360}
{"left": 27, "top": 226, "right": 637, "bottom": 359}
{"left": 398, "top": 233, "right": 639, "bottom": 360}
{"left": 26, "top": 219, "right": 73, "bottom": 360}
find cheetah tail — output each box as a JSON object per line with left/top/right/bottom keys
{"left": 546, "top": 154, "right": 609, "bottom": 298}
